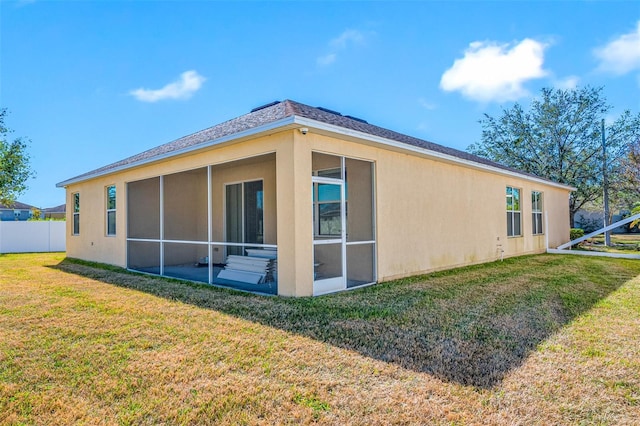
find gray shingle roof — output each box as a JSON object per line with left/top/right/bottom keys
{"left": 58, "top": 100, "right": 563, "bottom": 186}
{"left": 0, "top": 201, "right": 36, "bottom": 210}
{"left": 43, "top": 204, "right": 66, "bottom": 213}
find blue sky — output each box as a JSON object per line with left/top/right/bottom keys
{"left": 2, "top": 0, "right": 639, "bottom": 208}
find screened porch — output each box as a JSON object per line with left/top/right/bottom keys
{"left": 126, "top": 153, "right": 278, "bottom": 294}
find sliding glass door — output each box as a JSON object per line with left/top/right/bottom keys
{"left": 225, "top": 180, "right": 264, "bottom": 256}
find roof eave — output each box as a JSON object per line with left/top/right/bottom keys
{"left": 292, "top": 116, "right": 576, "bottom": 192}
{"left": 56, "top": 112, "right": 575, "bottom": 193}
{"left": 55, "top": 116, "right": 298, "bottom": 188}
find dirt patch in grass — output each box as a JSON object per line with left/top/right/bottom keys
{"left": 2, "top": 253, "right": 640, "bottom": 424}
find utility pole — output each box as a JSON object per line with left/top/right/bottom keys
{"left": 603, "top": 119, "right": 611, "bottom": 247}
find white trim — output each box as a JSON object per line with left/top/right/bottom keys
{"left": 371, "top": 161, "right": 378, "bottom": 283}
{"left": 293, "top": 116, "right": 575, "bottom": 191}
{"left": 57, "top": 114, "right": 573, "bottom": 192}
{"left": 556, "top": 212, "right": 640, "bottom": 250}
{"left": 211, "top": 242, "right": 277, "bottom": 248}
{"left": 126, "top": 237, "right": 276, "bottom": 249}
{"left": 159, "top": 175, "right": 164, "bottom": 276}
{"left": 208, "top": 165, "right": 213, "bottom": 284}
{"left": 313, "top": 176, "right": 342, "bottom": 185}
{"left": 506, "top": 186, "right": 522, "bottom": 238}
{"left": 313, "top": 239, "right": 342, "bottom": 245}
{"left": 72, "top": 192, "right": 80, "bottom": 236}
{"left": 105, "top": 184, "right": 117, "bottom": 236}
{"left": 313, "top": 276, "right": 345, "bottom": 296}
{"left": 56, "top": 118, "right": 296, "bottom": 187}
{"left": 531, "top": 190, "right": 543, "bottom": 236}
{"left": 312, "top": 178, "right": 345, "bottom": 240}
{"left": 158, "top": 239, "right": 208, "bottom": 245}
{"left": 126, "top": 238, "right": 160, "bottom": 243}
{"left": 340, "top": 156, "right": 347, "bottom": 291}
{"left": 312, "top": 173, "right": 346, "bottom": 293}
{"left": 547, "top": 249, "right": 640, "bottom": 260}
{"left": 345, "top": 240, "right": 376, "bottom": 246}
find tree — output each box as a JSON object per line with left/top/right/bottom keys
{"left": 468, "top": 87, "right": 640, "bottom": 227}
{"left": 619, "top": 136, "right": 640, "bottom": 200}
{"left": 630, "top": 202, "right": 640, "bottom": 230}
{"left": 28, "top": 207, "right": 42, "bottom": 221}
{"left": 586, "top": 113, "right": 640, "bottom": 226}
{"left": 0, "top": 108, "right": 35, "bottom": 206}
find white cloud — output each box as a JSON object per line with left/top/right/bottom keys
{"left": 129, "top": 70, "right": 206, "bottom": 102}
{"left": 594, "top": 21, "right": 640, "bottom": 75}
{"left": 440, "top": 38, "right": 549, "bottom": 102}
{"left": 330, "top": 29, "right": 365, "bottom": 49}
{"left": 418, "top": 98, "right": 437, "bottom": 110}
{"left": 554, "top": 75, "right": 580, "bottom": 90}
{"left": 317, "top": 53, "right": 337, "bottom": 66}
{"left": 317, "top": 29, "right": 367, "bottom": 67}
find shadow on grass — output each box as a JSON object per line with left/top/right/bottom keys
{"left": 50, "top": 254, "right": 640, "bottom": 389}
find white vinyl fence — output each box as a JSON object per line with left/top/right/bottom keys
{"left": 0, "top": 221, "right": 66, "bottom": 253}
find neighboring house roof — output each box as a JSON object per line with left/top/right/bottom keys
{"left": 0, "top": 201, "right": 36, "bottom": 210}
{"left": 57, "top": 100, "right": 574, "bottom": 190}
{"left": 43, "top": 204, "right": 66, "bottom": 213}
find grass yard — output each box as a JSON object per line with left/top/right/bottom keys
{"left": 1, "top": 253, "right": 640, "bottom": 425}
{"left": 581, "top": 233, "right": 640, "bottom": 254}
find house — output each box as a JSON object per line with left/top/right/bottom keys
{"left": 573, "top": 209, "right": 630, "bottom": 234}
{"left": 42, "top": 204, "right": 66, "bottom": 220}
{"left": 0, "top": 201, "right": 36, "bottom": 221}
{"left": 56, "top": 100, "right": 572, "bottom": 296}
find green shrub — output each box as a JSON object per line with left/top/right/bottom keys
{"left": 570, "top": 228, "right": 585, "bottom": 241}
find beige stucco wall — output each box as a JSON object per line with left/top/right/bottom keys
{"left": 65, "top": 132, "right": 298, "bottom": 292}
{"left": 64, "top": 127, "right": 571, "bottom": 296}
{"left": 299, "top": 130, "right": 570, "bottom": 283}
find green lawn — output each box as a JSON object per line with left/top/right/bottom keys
{"left": 581, "top": 233, "right": 640, "bottom": 254}
{"left": 1, "top": 253, "right": 639, "bottom": 425}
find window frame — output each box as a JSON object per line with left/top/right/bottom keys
{"left": 531, "top": 190, "right": 544, "bottom": 235}
{"left": 506, "top": 186, "right": 522, "bottom": 237}
{"left": 72, "top": 192, "right": 80, "bottom": 235}
{"left": 106, "top": 185, "right": 116, "bottom": 236}
{"left": 313, "top": 167, "right": 347, "bottom": 237}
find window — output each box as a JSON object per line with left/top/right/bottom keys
{"left": 106, "top": 185, "right": 116, "bottom": 236}
{"left": 532, "top": 191, "right": 543, "bottom": 235}
{"left": 316, "top": 183, "right": 342, "bottom": 236}
{"left": 506, "top": 186, "right": 521, "bottom": 237}
{"left": 73, "top": 193, "right": 80, "bottom": 235}
{"left": 312, "top": 167, "right": 347, "bottom": 237}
